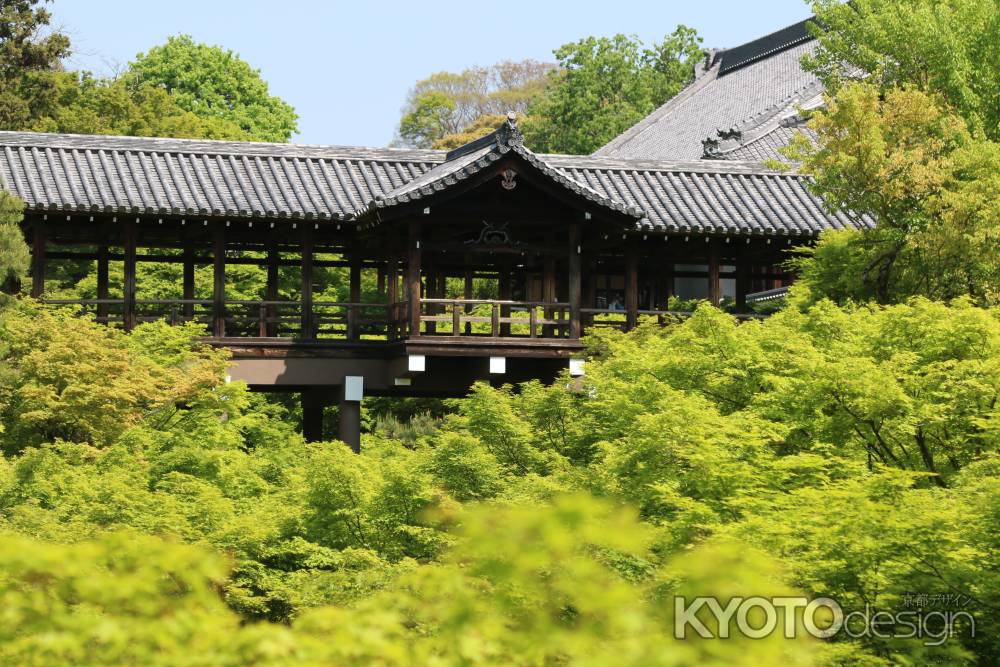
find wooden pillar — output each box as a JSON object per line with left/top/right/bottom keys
{"left": 212, "top": 225, "right": 226, "bottom": 337}
{"left": 339, "top": 393, "right": 361, "bottom": 453}
{"left": 656, "top": 264, "right": 674, "bottom": 310}
{"left": 30, "top": 220, "right": 46, "bottom": 298}
{"left": 265, "top": 240, "right": 279, "bottom": 336}
{"left": 301, "top": 391, "right": 325, "bottom": 443}
{"left": 735, "top": 259, "right": 750, "bottom": 313}
{"left": 96, "top": 242, "right": 109, "bottom": 323}
{"left": 123, "top": 219, "right": 137, "bottom": 332}
{"left": 499, "top": 263, "right": 511, "bottom": 337}
{"left": 387, "top": 249, "right": 399, "bottom": 340}
{"left": 407, "top": 220, "right": 422, "bottom": 336}
{"left": 348, "top": 249, "right": 361, "bottom": 341}
{"left": 542, "top": 247, "right": 556, "bottom": 337}
{"left": 707, "top": 238, "right": 721, "bottom": 306}
{"left": 568, "top": 224, "right": 582, "bottom": 339}
{"left": 182, "top": 242, "right": 195, "bottom": 319}
{"left": 463, "top": 270, "right": 473, "bottom": 335}
{"left": 300, "top": 226, "right": 314, "bottom": 338}
{"left": 625, "top": 240, "right": 639, "bottom": 330}
{"left": 424, "top": 260, "right": 437, "bottom": 334}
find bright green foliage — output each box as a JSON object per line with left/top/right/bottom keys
{"left": 524, "top": 27, "right": 703, "bottom": 154}
{"left": 0, "top": 0, "right": 71, "bottom": 130}
{"left": 0, "top": 192, "right": 28, "bottom": 290}
{"left": 788, "top": 83, "right": 1000, "bottom": 306}
{"left": 129, "top": 35, "right": 298, "bottom": 142}
{"left": 0, "top": 298, "right": 995, "bottom": 662}
{"left": 397, "top": 90, "right": 456, "bottom": 149}
{"left": 28, "top": 71, "right": 254, "bottom": 140}
{"left": 807, "top": 0, "right": 1000, "bottom": 141}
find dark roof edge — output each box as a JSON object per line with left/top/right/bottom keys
{"left": 716, "top": 18, "right": 816, "bottom": 74}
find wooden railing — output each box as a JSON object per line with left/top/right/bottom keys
{"left": 42, "top": 298, "right": 410, "bottom": 342}
{"left": 418, "top": 299, "right": 571, "bottom": 338}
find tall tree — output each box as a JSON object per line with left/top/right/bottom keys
{"left": 396, "top": 60, "right": 554, "bottom": 148}
{"left": 806, "top": 0, "right": 1000, "bottom": 141}
{"left": 0, "top": 0, "right": 70, "bottom": 130}
{"left": 129, "top": 35, "right": 299, "bottom": 142}
{"left": 787, "top": 0, "right": 1000, "bottom": 306}
{"left": 523, "top": 26, "right": 703, "bottom": 154}
{"left": 0, "top": 191, "right": 28, "bottom": 293}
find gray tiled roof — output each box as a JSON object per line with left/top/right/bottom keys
{"left": 595, "top": 21, "right": 822, "bottom": 162}
{"left": 363, "top": 115, "right": 644, "bottom": 220}
{"left": 0, "top": 128, "right": 866, "bottom": 237}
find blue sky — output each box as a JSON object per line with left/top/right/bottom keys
{"left": 50, "top": 0, "right": 811, "bottom": 147}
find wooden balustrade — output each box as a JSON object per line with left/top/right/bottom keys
{"left": 418, "top": 299, "right": 570, "bottom": 339}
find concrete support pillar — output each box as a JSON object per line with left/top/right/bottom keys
{"left": 339, "top": 376, "right": 363, "bottom": 453}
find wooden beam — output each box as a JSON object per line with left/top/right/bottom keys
{"left": 123, "top": 220, "right": 137, "bottom": 331}
{"left": 463, "top": 270, "right": 473, "bottom": 335}
{"left": 300, "top": 225, "right": 314, "bottom": 339}
{"left": 568, "top": 224, "right": 582, "bottom": 339}
{"left": 407, "top": 220, "right": 422, "bottom": 336}
{"left": 625, "top": 240, "right": 639, "bottom": 330}
{"left": 708, "top": 239, "right": 721, "bottom": 306}
{"left": 387, "top": 247, "right": 399, "bottom": 340}
{"left": 30, "top": 220, "right": 46, "bottom": 298}
{"left": 212, "top": 225, "right": 226, "bottom": 337}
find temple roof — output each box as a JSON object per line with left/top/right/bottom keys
{"left": 0, "top": 124, "right": 866, "bottom": 238}
{"left": 594, "top": 19, "right": 823, "bottom": 163}
{"left": 361, "top": 114, "right": 644, "bottom": 221}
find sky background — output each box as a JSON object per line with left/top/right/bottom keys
{"left": 50, "top": 0, "right": 811, "bottom": 147}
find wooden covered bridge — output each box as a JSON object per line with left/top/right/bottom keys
{"left": 0, "top": 115, "right": 861, "bottom": 447}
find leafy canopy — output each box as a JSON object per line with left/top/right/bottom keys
{"left": 129, "top": 35, "right": 299, "bottom": 142}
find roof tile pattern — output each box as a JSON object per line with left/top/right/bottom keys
{"left": 595, "top": 28, "right": 821, "bottom": 161}
{"left": 0, "top": 130, "right": 867, "bottom": 237}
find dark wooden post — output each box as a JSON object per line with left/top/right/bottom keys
{"left": 407, "top": 220, "right": 422, "bottom": 337}
{"left": 499, "top": 263, "right": 511, "bottom": 337}
{"left": 707, "top": 238, "right": 721, "bottom": 306}
{"left": 348, "top": 249, "right": 361, "bottom": 341}
{"left": 656, "top": 264, "right": 674, "bottom": 310}
{"left": 568, "top": 224, "right": 582, "bottom": 339}
{"left": 463, "top": 270, "right": 473, "bottom": 335}
{"left": 123, "top": 219, "right": 137, "bottom": 332}
{"left": 300, "top": 225, "right": 314, "bottom": 338}
{"left": 542, "top": 241, "right": 556, "bottom": 336}
{"left": 30, "top": 219, "right": 46, "bottom": 298}
{"left": 211, "top": 225, "right": 226, "bottom": 337}
{"left": 96, "top": 242, "right": 109, "bottom": 323}
{"left": 424, "top": 261, "right": 437, "bottom": 334}
{"left": 265, "top": 240, "right": 279, "bottom": 336}
{"left": 582, "top": 258, "right": 596, "bottom": 330}
{"left": 301, "top": 391, "right": 324, "bottom": 443}
{"left": 182, "top": 242, "right": 195, "bottom": 319}
{"left": 735, "top": 259, "right": 749, "bottom": 313}
{"left": 625, "top": 239, "right": 639, "bottom": 330}
{"left": 387, "top": 248, "right": 399, "bottom": 339}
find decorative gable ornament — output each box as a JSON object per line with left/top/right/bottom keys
{"left": 501, "top": 169, "right": 517, "bottom": 190}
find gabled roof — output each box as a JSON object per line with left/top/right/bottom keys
{"left": 594, "top": 19, "right": 822, "bottom": 162}
{"left": 360, "top": 114, "right": 644, "bottom": 221}
{"left": 0, "top": 127, "right": 867, "bottom": 238}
